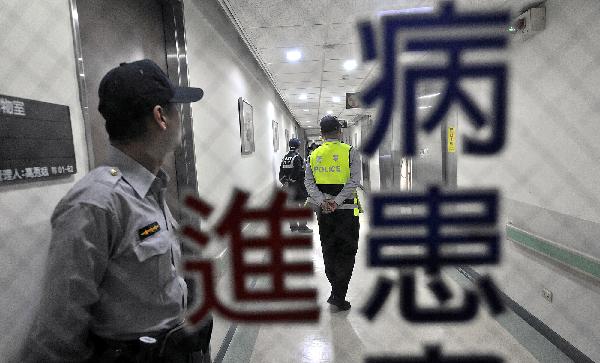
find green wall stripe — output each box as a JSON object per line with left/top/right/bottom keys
{"left": 506, "top": 224, "right": 600, "bottom": 280}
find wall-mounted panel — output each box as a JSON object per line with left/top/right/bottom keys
{"left": 0, "top": 95, "right": 76, "bottom": 184}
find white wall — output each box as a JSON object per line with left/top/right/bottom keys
{"left": 0, "top": 0, "right": 301, "bottom": 359}
{"left": 184, "top": 0, "right": 300, "bottom": 216}
{"left": 0, "top": 0, "right": 89, "bottom": 358}
{"left": 457, "top": 1, "right": 600, "bottom": 360}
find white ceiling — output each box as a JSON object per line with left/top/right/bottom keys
{"left": 219, "top": 0, "right": 525, "bottom": 133}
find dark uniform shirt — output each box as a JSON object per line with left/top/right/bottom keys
{"left": 279, "top": 149, "right": 308, "bottom": 202}
{"left": 25, "top": 146, "right": 186, "bottom": 361}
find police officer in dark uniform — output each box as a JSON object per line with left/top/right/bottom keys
{"left": 307, "top": 142, "right": 318, "bottom": 157}
{"left": 305, "top": 115, "right": 361, "bottom": 311}
{"left": 279, "top": 138, "right": 312, "bottom": 233}
{"left": 22, "top": 59, "right": 212, "bottom": 362}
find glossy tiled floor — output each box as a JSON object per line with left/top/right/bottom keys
{"left": 208, "top": 209, "right": 550, "bottom": 363}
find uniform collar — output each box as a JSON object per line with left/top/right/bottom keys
{"left": 107, "top": 146, "right": 169, "bottom": 198}
{"left": 324, "top": 139, "right": 340, "bottom": 143}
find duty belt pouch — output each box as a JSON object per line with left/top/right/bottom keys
{"left": 160, "top": 316, "right": 214, "bottom": 357}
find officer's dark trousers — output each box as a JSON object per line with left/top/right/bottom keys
{"left": 317, "top": 209, "right": 359, "bottom": 301}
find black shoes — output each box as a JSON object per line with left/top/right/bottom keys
{"left": 327, "top": 294, "right": 351, "bottom": 311}
{"left": 290, "top": 225, "right": 313, "bottom": 233}
{"left": 336, "top": 300, "right": 351, "bottom": 311}
{"left": 327, "top": 294, "right": 335, "bottom": 304}
{"left": 296, "top": 225, "right": 313, "bottom": 233}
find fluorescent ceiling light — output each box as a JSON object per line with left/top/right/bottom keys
{"left": 418, "top": 106, "right": 432, "bottom": 109}
{"left": 326, "top": 110, "right": 333, "bottom": 114}
{"left": 286, "top": 49, "right": 302, "bottom": 62}
{"left": 378, "top": 7, "right": 434, "bottom": 16}
{"left": 299, "top": 93, "right": 307, "bottom": 100}
{"left": 303, "top": 109, "right": 309, "bottom": 112}
{"left": 332, "top": 96, "right": 340, "bottom": 103}
{"left": 417, "top": 92, "right": 441, "bottom": 99}
{"left": 343, "top": 59, "right": 357, "bottom": 71}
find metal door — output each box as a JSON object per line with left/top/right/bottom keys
{"left": 410, "top": 112, "right": 458, "bottom": 190}
{"left": 360, "top": 116, "right": 372, "bottom": 190}
{"left": 72, "top": 0, "right": 197, "bottom": 222}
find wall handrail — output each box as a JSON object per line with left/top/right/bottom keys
{"left": 506, "top": 223, "right": 600, "bottom": 281}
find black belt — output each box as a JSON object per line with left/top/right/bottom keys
{"left": 90, "top": 318, "right": 213, "bottom": 363}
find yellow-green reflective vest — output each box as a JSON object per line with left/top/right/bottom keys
{"left": 309, "top": 141, "right": 360, "bottom": 216}
{"left": 309, "top": 141, "right": 351, "bottom": 184}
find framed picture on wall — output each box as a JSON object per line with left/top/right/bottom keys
{"left": 285, "top": 129, "right": 290, "bottom": 152}
{"left": 238, "top": 97, "right": 255, "bottom": 155}
{"left": 272, "top": 120, "right": 279, "bottom": 151}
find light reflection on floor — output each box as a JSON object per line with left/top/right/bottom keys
{"left": 219, "top": 211, "right": 540, "bottom": 363}
{"left": 301, "top": 335, "right": 332, "bottom": 363}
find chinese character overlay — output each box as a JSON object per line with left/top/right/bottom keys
{"left": 357, "top": 2, "right": 509, "bottom": 156}
{"left": 362, "top": 187, "right": 504, "bottom": 323}
{"left": 183, "top": 189, "right": 319, "bottom": 326}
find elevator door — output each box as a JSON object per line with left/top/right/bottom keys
{"left": 410, "top": 115, "right": 458, "bottom": 190}
{"left": 77, "top": 0, "right": 180, "bottom": 218}
{"left": 360, "top": 117, "right": 372, "bottom": 191}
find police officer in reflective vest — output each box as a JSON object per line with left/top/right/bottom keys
{"left": 279, "top": 138, "right": 312, "bottom": 233}
{"left": 305, "top": 115, "right": 361, "bottom": 311}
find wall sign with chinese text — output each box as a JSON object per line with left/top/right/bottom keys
{"left": 0, "top": 94, "right": 77, "bottom": 184}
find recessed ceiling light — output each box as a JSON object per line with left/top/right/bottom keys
{"left": 299, "top": 94, "right": 307, "bottom": 100}
{"left": 286, "top": 49, "right": 302, "bottom": 62}
{"left": 417, "top": 92, "right": 441, "bottom": 99}
{"left": 332, "top": 96, "right": 340, "bottom": 103}
{"left": 303, "top": 109, "right": 309, "bottom": 112}
{"left": 343, "top": 59, "right": 357, "bottom": 71}
{"left": 326, "top": 110, "right": 333, "bottom": 114}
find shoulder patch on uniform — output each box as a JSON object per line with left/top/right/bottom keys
{"left": 86, "top": 166, "right": 122, "bottom": 187}
{"left": 138, "top": 221, "right": 161, "bottom": 240}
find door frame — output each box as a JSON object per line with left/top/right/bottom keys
{"left": 68, "top": 0, "right": 199, "bottom": 225}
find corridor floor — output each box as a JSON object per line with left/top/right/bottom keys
{"left": 209, "top": 211, "right": 552, "bottom": 363}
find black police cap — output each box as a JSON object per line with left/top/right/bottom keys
{"left": 320, "top": 115, "right": 341, "bottom": 133}
{"left": 289, "top": 138, "right": 300, "bottom": 148}
{"left": 98, "top": 59, "right": 203, "bottom": 118}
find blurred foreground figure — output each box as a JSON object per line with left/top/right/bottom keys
{"left": 23, "top": 59, "right": 212, "bottom": 362}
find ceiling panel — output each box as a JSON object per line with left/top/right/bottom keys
{"left": 246, "top": 25, "right": 327, "bottom": 48}
{"left": 327, "top": 22, "right": 361, "bottom": 45}
{"left": 222, "top": 0, "right": 526, "bottom": 132}
{"left": 260, "top": 46, "right": 324, "bottom": 64}
{"left": 277, "top": 72, "right": 323, "bottom": 84}
{"left": 227, "top": 0, "right": 329, "bottom": 27}
{"left": 268, "top": 60, "right": 322, "bottom": 75}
